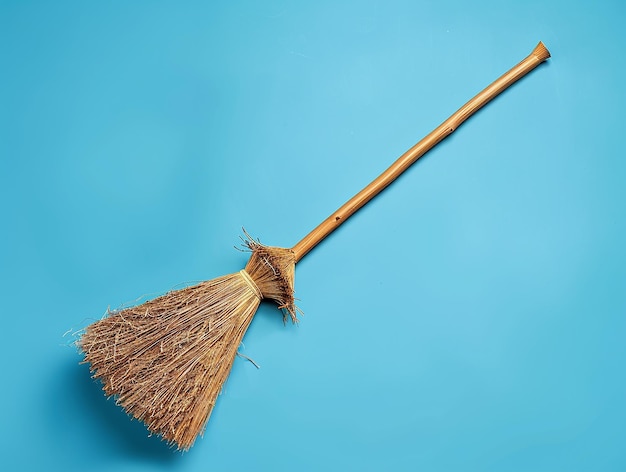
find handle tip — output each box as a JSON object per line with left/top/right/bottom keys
{"left": 532, "top": 41, "right": 551, "bottom": 62}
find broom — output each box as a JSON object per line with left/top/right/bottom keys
{"left": 79, "top": 41, "right": 550, "bottom": 450}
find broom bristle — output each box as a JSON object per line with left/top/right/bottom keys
{"left": 79, "top": 235, "right": 297, "bottom": 450}
{"left": 243, "top": 235, "right": 298, "bottom": 322}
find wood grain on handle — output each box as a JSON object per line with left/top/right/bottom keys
{"left": 291, "top": 42, "right": 550, "bottom": 262}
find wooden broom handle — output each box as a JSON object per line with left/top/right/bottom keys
{"left": 291, "top": 41, "right": 550, "bottom": 262}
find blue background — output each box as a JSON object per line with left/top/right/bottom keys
{"left": 1, "top": 1, "right": 625, "bottom": 471}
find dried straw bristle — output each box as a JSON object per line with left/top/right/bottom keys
{"left": 243, "top": 236, "right": 298, "bottom": 322}
{"left": 79, "top": 236, "right": 296, "bottom": 450}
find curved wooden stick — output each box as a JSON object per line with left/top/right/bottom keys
{"left": 291, "top": 42, "right": 550, "bottom": 262}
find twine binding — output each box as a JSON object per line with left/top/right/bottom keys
{"left": 239, "top": 269, "right": 262, "bottom": 300}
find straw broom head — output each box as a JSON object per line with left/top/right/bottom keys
{"left": 79, "top": 235, "right": 296, "bottom": 450}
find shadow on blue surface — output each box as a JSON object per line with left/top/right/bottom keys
{"left": 49, "top": 355, "right": 183, "bottom": 465}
